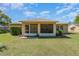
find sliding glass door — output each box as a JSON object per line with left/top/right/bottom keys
{"left": 30, "top": 24, "right": 38, "bottom": 33}
{"left": 40, "top": 24, "right": 53, "bottom": 33}
{"left": 25, "top": 24, "right": 38, "bottom": 33}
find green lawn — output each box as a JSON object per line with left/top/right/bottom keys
{"left": 0, "top": 33, "right": 79, "bottom": 56}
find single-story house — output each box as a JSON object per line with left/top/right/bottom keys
{"left": 10, "top": 19, "right": 68, "bottom": 37}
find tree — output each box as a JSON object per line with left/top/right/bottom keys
{"left": 0, "top": 10, "right": 11, "bottom": 26}
{"left": 74, "top": 15, "right": 79, "bottom": 23}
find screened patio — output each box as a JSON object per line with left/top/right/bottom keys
{"left": 22, "top": 23, "right": 56, "bottom": 37}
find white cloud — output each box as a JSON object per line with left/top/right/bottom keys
{"left": 56, "top": 4, "right": 77, "bottom": 15}
{"left": 55, "top": 6, "right": 60, "bottom": 9}
{"left": 40, "top": 11, "right": 50, "bottom": 16}
{"left": 1, "top": 3, "right": 38, "bottom": 10}
{"left": 24, "top": 10, "right": 50, "bottom": 17}
{"left": 63, "top": 8, "right": 79, "bottom": 19}
{"left": 68, "top": 12, "right": 77, "bottom": 17}
{"left": 76, "top": 9, "right": 79, "bottom": 13}
{"left": 61, "top": 12, "right": 77, "bottom": 19}
{"left": 1, "top": 3, "right": 10, "bottom": 7}
{"left": 0, "top": 7, "right": 7, "bottom": 11}
{"left": 1, "top": 3, "right": 24, "bottom": 9}
{"left": 10, "top": 3, "right": 24, "bottom": 9}
{"left": 24, "top": 10, "right": 37, "bottom": 17}
{"left": 55, "top": 7, "right": 79, "bottom": 22}
{"left": 29, "top": 3, "right": 38, "bottom": 7}
{"left": 57, "top": 11, "right": 78, "bottom": 22}
{"left": 56, "top": 6, "right": 72, "bottom": 14}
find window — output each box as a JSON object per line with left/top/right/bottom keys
{"left": 30, "top": 24, "right": 38, "bottom": 33}
{"left": 56, "top": 25, "right": 63, "bottom": 30}
{"left": 25, "top": 25, "right": 29, "bottom": 33}
{"left": 40, "top": 24, "right": 53, "bottom": 33}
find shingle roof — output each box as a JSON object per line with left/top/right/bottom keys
{"left": 20, "top": 18, "right": 57, "bottom": 22}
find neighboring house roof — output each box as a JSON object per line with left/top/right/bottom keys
{"left": 0, "top": 25, "right": 9, "bottom": 30}
{"left": 10, "top": 22, "right": 22, "bottom": 27}
{"left": 0, "top": 25, "right": 8, "bottom": 27}
{"left": 0, "top": 25, "right": 3, "bottom": 27}
{"left": 10, "top": 22, "right": 22, "bottom": 25}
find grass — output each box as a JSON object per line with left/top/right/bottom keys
{"left": 0, "top": 33, "right": 79, "bottom": 56}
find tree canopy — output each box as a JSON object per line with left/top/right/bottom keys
{"left": 0, "top": 10, "right": 11, "bottom": 25}
{"left": 74, "top": 15, "right": 79, "bottom": 23}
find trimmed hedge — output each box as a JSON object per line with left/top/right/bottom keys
{"left": 10, "top": 27, "right": 22, "bottom": 35}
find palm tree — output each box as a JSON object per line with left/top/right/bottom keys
{"left": 0, "top": 10, "right": 11, "bottom": 26}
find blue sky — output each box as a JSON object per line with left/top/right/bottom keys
{"left": 0, "top": 3, "right": 79, "bottom": 23}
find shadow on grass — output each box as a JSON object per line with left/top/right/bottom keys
{"left": 26, "top": 35, "right": 71, "bottom": 39}
{"left": 39, "top": 36, "right": 71, "bottom": 39}
{"left": 66, "top": 33, "right": 77, "bottom": 35}
{"left": 0, "top": 45, "right": 8, "bottom": 52}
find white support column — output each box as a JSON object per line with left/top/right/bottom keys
{"left": 22, "top": 23, "right": 25, "bottom": 36}
{"left": 66, "top": 25, "right": 68, "bottom": 33}
{"left": 53, "top": 24, "right": 56, "bottom": 36}
{"left": 38, "top": 24, "right": 40, "bottom": 35}
{"left": 29, "top": 24, "right": 30, "bottom": 34}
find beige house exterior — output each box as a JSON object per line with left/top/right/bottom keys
{"left": 68, "top": 24, "right": 79, "bottom": 33}
{"left": 56, "top": 23, "right": 68, "bottom": 34}
{"left": 10, "top": 19, "right": 68, "bottom": 37}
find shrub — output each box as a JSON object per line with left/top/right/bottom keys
{"left": 0, "top": 29, "right": 9, "bottom": 34}
{"left": 56, "top": 29, "right": 64, "bottom": 36}
{"left": 10, "top": 27, "right": 22, "bottom": 35}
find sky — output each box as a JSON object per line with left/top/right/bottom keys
{"left": 0, "top": 3, "right": 79, "bottom": 23}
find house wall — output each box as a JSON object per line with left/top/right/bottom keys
{"left": 22, "top": 23, "right": 25, "bottom": 36}
{"left": 63, "top": 25, "right": 68, "bottom": 33}
{"left": 56, "top": 24, "right": 68, "bottom": 33}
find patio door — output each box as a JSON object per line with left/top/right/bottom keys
{"left": 40, "top": 24, "right": 53, "bottom": 33}
{"left": 30, "top": 24, "right": 38, "bottom": 33}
